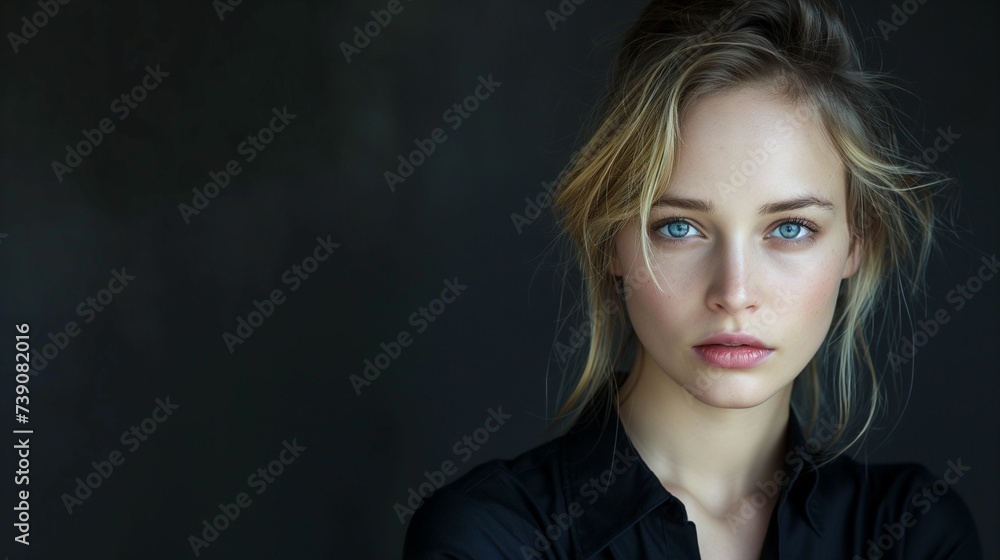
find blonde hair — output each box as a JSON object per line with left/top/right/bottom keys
{"left": 547, "top": 0, "right": 947, "bottom": 463}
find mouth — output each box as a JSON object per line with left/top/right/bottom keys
{"left": 692, "top": 332, "right": 774, "bottom": 369}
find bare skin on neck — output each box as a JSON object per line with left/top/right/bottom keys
{"left": 615, "top": 347, "right": 792, "bottom": 559}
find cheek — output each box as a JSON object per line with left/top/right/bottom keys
{"left": 620, "top": 260, "right": 703, "bottom": 340}
{"left": 764, "top": 253, "right": 847, "bottom": 343}
{"left": 616, "top": 236, "right": 705, "bottom": 296}
{"left": 623, "top": 286, "right": 684, "bottom": 362}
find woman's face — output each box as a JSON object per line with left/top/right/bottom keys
{"left": 612, "top": 86, "right": 861, "bottom": 409}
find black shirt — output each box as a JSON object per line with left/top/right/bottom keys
{"left": 403, "top": 389, "right": 982, "bottom": 559}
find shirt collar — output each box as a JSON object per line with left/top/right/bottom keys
{"left": 561, "top": 376, "right": 826, "bottom": 558}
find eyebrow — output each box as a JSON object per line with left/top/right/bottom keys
{"left": 652, "top": 195, "right": 835, "bottom": 215}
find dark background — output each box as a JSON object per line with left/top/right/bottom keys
{"left": 0, "top": 0, "right": 996, "bottom": 558}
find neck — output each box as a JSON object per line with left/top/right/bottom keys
{"left": 614, "top": 348, "right": 792, "bottom": 516}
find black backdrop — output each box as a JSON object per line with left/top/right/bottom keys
{"left": 0, "top": 1, "right": 997, "bottom": 558}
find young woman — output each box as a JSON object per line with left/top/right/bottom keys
{"left": 404, "top": 0, "right": 981, "bottom": 558}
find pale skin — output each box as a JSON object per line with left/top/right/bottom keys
{"left": 611, "top": 86, "right": 862, "bottom": 560}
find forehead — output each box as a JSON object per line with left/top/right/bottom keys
{"left": 666, "top": 87, "right": 846, "bottom": 206}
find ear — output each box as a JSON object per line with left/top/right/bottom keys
{"left": 842, "top": 235, "right": 862, "bottom": 279}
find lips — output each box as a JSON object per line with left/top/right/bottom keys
{"left": 692, "top": 332, "right": 774, "bottom": 369}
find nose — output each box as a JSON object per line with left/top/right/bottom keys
{"left": 704, "top": 240, "right": 761, "bottom": 315}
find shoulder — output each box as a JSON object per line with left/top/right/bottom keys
{"left": 818, "top": 456, "right": 981, "bottom": 558}
{"left": 402, "top": 435, "right": 568, "bottom": 560}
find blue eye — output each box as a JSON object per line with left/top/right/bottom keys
{"left": 659, "top": 221, "right": 697, "bottom": 238}
{"left": 771, "top": 222, "right": 809, "bottom": 240}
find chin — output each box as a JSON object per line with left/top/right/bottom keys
{"left": 676, "top": 372, "right": 790, "bottom": 409}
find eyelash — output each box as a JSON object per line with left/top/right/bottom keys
{"left": 649, "top": 216, "right": 821, "bottom": 246}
